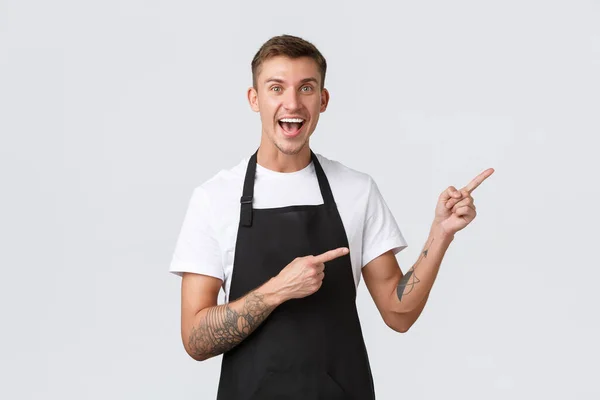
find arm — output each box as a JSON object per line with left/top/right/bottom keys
{"left": 362, "top": 223, "right": 454, "bottom": 332}
{"left": 362, "top": 170, "right": 493, "bottom": 333}
{"left": 181, "top": 273, "right": 284, "bottom": 361}
{"left": 180, "top": 247, "right": 348, "bottom": 361}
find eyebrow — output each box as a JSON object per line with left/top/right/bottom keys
{"left": 264, "top": 77, "right": 319, "bottom": 85}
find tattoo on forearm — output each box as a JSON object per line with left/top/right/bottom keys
{"left": 396, "top": 238, "right": 434, "bottom": 302}
{"left": 188, "top": 292, "right": 276, "bottom": 360}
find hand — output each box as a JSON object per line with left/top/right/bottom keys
{"left": 433, "top": 168, "right": 495, "bottom": 236}
{"left": 274, "top": 247, "right": 349, "bottom": 301}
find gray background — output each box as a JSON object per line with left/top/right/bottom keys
{"left": 1, "top": 0, "right": 599, "bottom": 398}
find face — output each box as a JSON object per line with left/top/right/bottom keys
{"left": 248, "top": 56, "right": 330, "bottom": 156}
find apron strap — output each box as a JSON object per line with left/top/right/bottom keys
{"left": 310, "top": 150, "right": 336, "bottom": 208}
{"left": 239, "top": 148, "right": 335, "bottom": 227}
{"left": 240, "top": 149, "right": 259, "bottom": 227}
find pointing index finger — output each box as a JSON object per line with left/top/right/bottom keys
{"left": 463, "top": 168, "right": 495, "bottom": 194}
{"left": 313, "top": 247, "right": 349, "bottom": 264}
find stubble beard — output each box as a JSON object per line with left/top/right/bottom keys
{"left": 274, "top": 138, "right": 308, "bottom": 155}
{"left": 271, "top": 129, "right": 310, "bottom": 156}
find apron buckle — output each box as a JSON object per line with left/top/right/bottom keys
{"left": 240, "top": 195, "right": 253, "bottom": 227}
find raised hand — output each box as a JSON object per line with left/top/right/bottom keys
{"left": 274, "top": 247, "right": 349, "bottom": 301}
{"left": 433, "top": 168, "right": 495, "bottom": 236}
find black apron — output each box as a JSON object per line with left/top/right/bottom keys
{"left": 216, "top": 149, "right": 375, "bottom": 400}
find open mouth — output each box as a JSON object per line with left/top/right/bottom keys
{"left": 278, "top": 117, "right": 305, "bottom": 137}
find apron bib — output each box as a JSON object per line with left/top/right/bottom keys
{"left": 216, "top": 149, "right": 375, "bottom": 400}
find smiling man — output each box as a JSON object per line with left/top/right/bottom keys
{"left": 169, "top": 34, "right": 493, "bottom": 399}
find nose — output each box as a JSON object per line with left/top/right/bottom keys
{"left": 282, "top": 88, "right": 300, "bottom": 111}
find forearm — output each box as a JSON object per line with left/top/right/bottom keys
{"left": 186, "top": 278, "right": 283, "bottom": 361}
{"left": 391, "top": 223, "right": 454, "bottom": 314}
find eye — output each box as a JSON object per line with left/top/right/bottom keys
{"left": 301, "top": 86, "right": 313, "bottom": 92}
{"left": 271, "top": 86, "right": 282, "bottom": 92}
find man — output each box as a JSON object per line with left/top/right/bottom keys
{"left": 169, "top": 34, "right": 493, "bottom": 399}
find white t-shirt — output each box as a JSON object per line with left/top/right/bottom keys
{"left": 169, "top": 153, "right": 408, "bottom": 303}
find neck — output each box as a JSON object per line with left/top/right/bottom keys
{"left": 256, "top": 139, "right": 312, "bottom": 173}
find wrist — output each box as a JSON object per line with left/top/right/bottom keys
{"left": 258, "top": 276, "right": 287, "bottom": 306}
{"left": 430, "top": 222, "right": 455, "bottom": 244}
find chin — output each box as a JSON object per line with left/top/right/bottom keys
{"left": 275, "top": 141, "right": 307, "bottom": 155}
{"left": 274, "top": 137, "right": 309, "bottom": 155}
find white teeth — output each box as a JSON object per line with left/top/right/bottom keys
{"left": 279, "top": 118, "right": 304, "bottom": 123}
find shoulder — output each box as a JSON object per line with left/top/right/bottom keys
{"left": 192, "top": 157, "right": 248, "bottom": 205}
{"left": 315, "top": 152, "right": 374, "bottom": 189}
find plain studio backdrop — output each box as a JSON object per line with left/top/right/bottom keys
{"left": 1, "top": 0, "right": 599, "bottom": 399}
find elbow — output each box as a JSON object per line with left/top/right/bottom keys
{"left": 184, "top": 346, "right": 209, "bottom": 362}
{"left": 392, "top": 323, "right": 412, "bottom": 333}
{"left": 384, "top": 316, "right": 412, "bottom": 333}
{"left": 182, "top": 333, "right": 211, "bottom": 362}
{"left": 188, "top": 351, "right": 205, "bottom": 362}
{"left": 182, "top": 324, "right": 211, "bottom": 361}
{"left": 386, "top": 321, "right": 410, "bottom": 333}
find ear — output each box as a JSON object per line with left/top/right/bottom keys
{"left": 247, "top": 87, "right": 260, "bottom": 112}
{"left": 320, "top": 88, "right": 330, "bottom": 113}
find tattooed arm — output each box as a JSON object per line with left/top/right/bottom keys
{"left": 363, "top": 223, "right": 454, "bottom": 332}
{"left": 394, "top": 224, "right": 454, "bottom": 312}
{"left": 180, "top": 273, "right": 283, "bottom": 361}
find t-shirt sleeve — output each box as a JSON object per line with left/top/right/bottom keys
{"left": 168, "top": 186, "right": 224, "bottom": 281}
{"left": 361, "top": 176, "right": 408, "bottom": 268}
